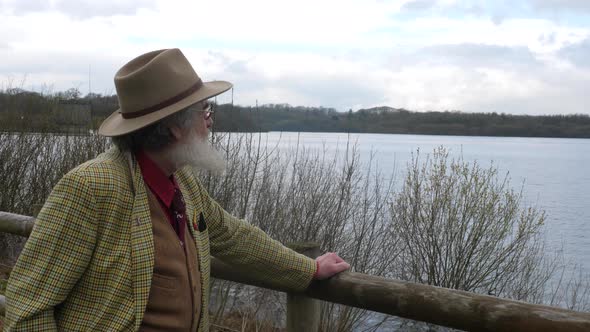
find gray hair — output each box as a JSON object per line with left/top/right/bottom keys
{"left": 111, "top": 106, "right": 198, "bottom": 152}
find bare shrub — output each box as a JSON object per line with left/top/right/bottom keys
{"left": 1, "top": 132, "right": 588, "bottom": 331}
{"left": 0, "top": 132, "right": 108, "bottom": 264}
{"left": 205, "top": 140, "right": 589, "bottom": 331}
{"left": 390, "top": 147, "right": 546, "bottom": 295}
{"left": 203, "top": 132, "right": 399, "bottom": 331}
{"left": 388, "top": 147, "right": 589, "bottom": 331}
{"left": 546, "top": 263, "right": 590, "bottom": 311}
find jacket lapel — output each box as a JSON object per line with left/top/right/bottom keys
{"left": 182, "top": 189, "right": 197, "bottom": 236}
{"left": 125, "top": 152, "right": 155, "bottom": 331}
{"left": 177, "top": 171, "right": 200, "bottom": 255}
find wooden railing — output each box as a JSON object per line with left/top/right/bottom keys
{"left": 1, "top": 211, "right": 590, "bottom": 331}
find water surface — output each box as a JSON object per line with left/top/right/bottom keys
{"left": 248, "top": 132, "right": 590, "bottom": 275}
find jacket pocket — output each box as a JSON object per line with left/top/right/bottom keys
{"left": 151, "top": 272, "right": 177, "bottom": 290}
{"left": 198, "top": 212, "right": 207, "bottom": 232}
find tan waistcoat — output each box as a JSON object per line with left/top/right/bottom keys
{"left": 140, "top": 190, "right": 202, "bottom": 332}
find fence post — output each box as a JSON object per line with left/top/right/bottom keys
{"left": 286, "top": 242, "right": 321, "bottom": 332}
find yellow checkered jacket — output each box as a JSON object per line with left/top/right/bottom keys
{"left": 4, "top": 147, "right": 316, "bottom": 331}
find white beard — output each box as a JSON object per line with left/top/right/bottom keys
{"left": 167, "top": 132, "right": 226, "bottom": 175}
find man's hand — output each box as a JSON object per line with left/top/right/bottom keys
{"left": 314, "top": 252, "right": 350, "bottom": 280}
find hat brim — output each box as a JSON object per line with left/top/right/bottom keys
{"left": 98, "top": 80, "right": 232, "bottom": 137}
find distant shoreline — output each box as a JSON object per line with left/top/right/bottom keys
{"left": 1, "top": 89, "right": 588, "bottom": 139}
{"left": 2, "top": 129, "right": 589, "bottom": 141}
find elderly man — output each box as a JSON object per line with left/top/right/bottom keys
{"left": 5, "top": 48, "right": 349, "bottom": 331}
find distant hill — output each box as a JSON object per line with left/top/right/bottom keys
{"left": 214, "top": 104, "right": 590, "bottom": 138}
{"left": 358, "top": 106, "right": 405, "bottom": 114}
{"left": 0, "top": 89, "right": 588, "bottom": 138}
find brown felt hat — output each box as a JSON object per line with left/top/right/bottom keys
{"left": 98, "top": 48, "right": 232, "bottom": 136}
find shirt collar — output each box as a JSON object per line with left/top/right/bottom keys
{"left": 135, "top": 149, "right": 178, "bottom": 208}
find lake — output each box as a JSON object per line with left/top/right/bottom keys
{"left": 245, "top": 132, "right": 590, "bottom": 276}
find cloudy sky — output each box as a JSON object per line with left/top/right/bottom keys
{"left": 0, "top": 0, "right": 589, "bottom": 115}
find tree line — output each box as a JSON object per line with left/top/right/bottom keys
{"left": 1, "top": 88, "right": 589, "bottom": 138}
{"left": 215, "top": 104, "right": 590, "bottom": 138}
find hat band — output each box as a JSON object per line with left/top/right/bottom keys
{"left": 121, "top": 80, "right": 203, "bottom": 119}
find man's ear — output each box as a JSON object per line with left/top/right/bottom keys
{"left": 169, "top": 125, "right": 184, "bottom": 141}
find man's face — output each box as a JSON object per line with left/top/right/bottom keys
{"left": 167, "top": 100, "right": 226, "bottom": 173}
{"left": 189, "top": 100, "right": 213, "bottom": 142}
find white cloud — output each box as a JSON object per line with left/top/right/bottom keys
{"left": 0, "top": 0, "right": 49, "bottom": 15}
{"left": 0, "top": 0, "right": 156, "bottom": 18}
{"left": 401, "top": 0, "right": 439, "bottom": 11}
{"left": 560, "top": 37, "right": 590, "bottom": 68}
{"left": 391, "top": 17, "right": 589, "bottom": 52}
{"left": 380, "top": 64, "right": 590, "bottom": 115}
{"left": 106, "top": 0, "right": 406, "bottom": 49}
{"left": 0, "top": 0, "right": 589, "bottom": 115}
{"left": 533, "top": 0, "right": 590, "bottom": 13}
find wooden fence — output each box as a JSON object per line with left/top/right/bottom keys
{"left": 1, "top": 211, "right": 590, "bottom": 331}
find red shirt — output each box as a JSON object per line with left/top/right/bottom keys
{"left": 136, "top": 150, "right": 186, "bottom": 243}
{"left": 136, "top": 150, "right": 320, "bottom": 278}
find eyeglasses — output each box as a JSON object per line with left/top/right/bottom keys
{"left": 202, "top": 102, "right": 213, "bottom": 121}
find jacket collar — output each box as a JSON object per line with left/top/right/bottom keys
{"left": 135, "top": 149, "right": 177, "bottom": 209}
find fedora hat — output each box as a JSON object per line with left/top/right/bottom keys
{"left": 99, "top": 48, "right": 232, "bottom": 136}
